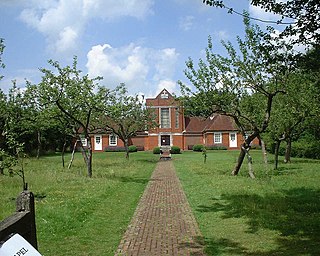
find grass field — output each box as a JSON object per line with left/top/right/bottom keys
{"left": 173, "top": 150, "right": 320, "bottom": 255}
{"left": 1, "top": 150, "right": 319, "bottom": 255}
{"left": 0, "top": 152, "right": 158, "bottom": 256}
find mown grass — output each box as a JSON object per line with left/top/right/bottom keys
{"left": 0, "top": 152, "right": 158, "bottom": 256}
{"left": 173, "top": 150, "right": 320, "bottom": 255}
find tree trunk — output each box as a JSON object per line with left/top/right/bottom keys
{"left": 86, "top": 136, "right": 93, "bottom": 178}
{"left": 284, "top": 138, "right": 292, "bottom": 163}
{"left": 61, "top": 135, "right": 67, "bottom": 168}
{"left": 124, "top": 139, "right": 129, "bottom": 159}
{"left": 232, "top": 132, "right": 257, "bottom": 175}
{"left": 260, "top": 139, "right": 268, "bottom": 165}
{"left": 36, "top": 130, "right": 41, "bottom": 159}
{"left": 68, "top": 138, "right": 78, "bottom": 169}
{"left": 246, "top": 149, "right": 255, "bottom": 179}
{"left": 232, "top": 144, "right": 247, "bottom": 175}
{"left": 0, "top": 167, "right": 3, "bottom": 175}
{"left": 274, "top": 140, "right": 281, "bottom": 170}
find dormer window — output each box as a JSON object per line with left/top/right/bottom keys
{"left": 161, "top": 90, "right": 169, "bottom": 99}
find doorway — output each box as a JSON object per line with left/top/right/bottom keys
{"left": 160, "top": 135, "right": 171, "bottom": 146}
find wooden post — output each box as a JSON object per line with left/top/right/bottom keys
{"left": 0, "top": 191, "right": 38, "bottom": 249}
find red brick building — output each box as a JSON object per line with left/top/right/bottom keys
{"left": 89, "top": 89, "right": 254, "bottom": 152}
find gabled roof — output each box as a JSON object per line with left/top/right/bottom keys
{"left": 155, "top": 88, "right": 173, "bottom": 99}
{"left": 185, "top": 114, "right": 237, "bottom": 133}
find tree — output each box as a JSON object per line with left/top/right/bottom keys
{"left": 179, "top": 17, "right": 293, "bottom": 177}
{"left": 0, "top": 38, "right": 5, "bottom": 80}
{"left": 202, "top": 0, "right": 320, "bottom": 45}
{"left": 38, "top": 57, "right": 106, "bottom": 177}
{"left": 101, "top": 84, "right": 157, "bottom": 159}
{"left": 266, "top": 46, "right": 320, "bottom": 168}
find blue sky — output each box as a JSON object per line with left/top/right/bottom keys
{"left": 0, "top": 0, "right": 282, "bottom": 97}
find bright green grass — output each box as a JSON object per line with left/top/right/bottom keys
{"left": 0, "top": 152, "right": 158, "bottom": 256}
{"left": 173, "top": 150, "right": 320, "bottom": 255}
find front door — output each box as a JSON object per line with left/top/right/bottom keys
{"left": 229, "top": 132, "right": 237, "bottom": 148}
{"left": 94, "top": 135, "right": 102, "bottom": 151}
{"left": 160, "top": 135, "right": 171, "bottom": 146}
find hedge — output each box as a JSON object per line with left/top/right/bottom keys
{"left": 205, "top": 145, "right": 227, "bottom": 150}
{"left": 104, "top": 146, "right": 138, "bottom": 153}
{"left": 192, "top": 144, "right": 204, "bottom": 152}
{"left": 170, "top": 146, "right": 181, "bottom": 154}
{"left": 153, "top": 147, "right": 161, "bottom": 154}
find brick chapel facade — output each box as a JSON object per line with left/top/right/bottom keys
{"left": 89, "top": 89, "right": 254, "bottom": 152}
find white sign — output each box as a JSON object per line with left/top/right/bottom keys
{"left": 0, "top": 234, "right": 42, "bottom": 256}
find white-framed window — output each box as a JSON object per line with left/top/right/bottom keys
{"left": 175, "top": 108, "right": 179, "bottom": 129}
{"left": 160, "top": 108, "right": 170, "bottom": 128}
{"left": 214, "top": 132, "right": 222, "bottom": 144}
{"left": 109, "top": 134, "right": 118, "bottom": 146}
{"left": 80, "top": 137, "right": 87, "bottom": 147}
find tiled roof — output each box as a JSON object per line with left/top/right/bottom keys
{"left": 185, "top": 114, "right": 237, "bottom": 133}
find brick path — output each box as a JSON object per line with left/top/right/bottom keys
{"left": 115, "top": 160, "right": 205, "bottom": 256}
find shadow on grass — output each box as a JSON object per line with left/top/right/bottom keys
{"left": 197, "top": 188, "right": 320, "bottom": 255}
{"left": 105, "top": 175, "right": 149, "bottom": 184}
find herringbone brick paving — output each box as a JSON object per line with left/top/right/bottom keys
{"left": 115, "top": 160, "right": 205, "bottom": 256}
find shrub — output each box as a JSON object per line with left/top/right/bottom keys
{"left": 128, "top": 145, "right": 137, "bottom": 152}
{"left": 153, "top": 147, "right": 161, "bottom": 154}
{"left": 291, "top": 140, "right": 320, "bottom": 159}
{"left": 170, "top": 146, "right": 181, "bottom": 154}
{"left": 104, "top": 146, "right": 126, "bottom": 152}
{"left": 193, "top": 144, "right": 204, "bottom": 152}
{"left": 205, "top": 145, "right": 227, "bottom": 150}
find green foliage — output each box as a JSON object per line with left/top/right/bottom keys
{"left": 0, "top": 38, "right": 5, "bottom": 80}
{"left": 153, "top": 147, "right": 161, "bottom": 154}
{"left": 203, "top": 0, "right": 320, "bottom": 46}
{"left": 128, "top": 145, "right": 137, "bottom": 152}
{"left": 267, "top": 140, "right": 320, "bottom": 160}
{"left": 101, "top": 83, "right": 157, "bottom": 159}
{"left": 104, "top": 146, "right": 126, "bottom": 152}
{"left": 192, "top": 144, "right": 204, "bottom": 152}
{"left": 180, "top": 16, "right": 298, "bottom": 175}
{"left": 205, "top": 145, "right": 227, "bottom": 150}
{"left": 38, "top": 57, "right": 106, "bottom": 177}
{"left": 0, "top": 149, "right": 17, "bottom": 174}
{"left": 170, "top": 146, "right": 181, "bottom": 154}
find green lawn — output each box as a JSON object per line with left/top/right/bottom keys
{"left": 1, "top": 150, "right": 319, "bottom": 255}
{"left": 0, "top": 152, "right": 158, "bottom": 256}
{"left": 173, "top": 150, "right": 320, "bottom": 255}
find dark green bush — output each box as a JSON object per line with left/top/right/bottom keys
{"left": 205, "top": 145, "right": 227, "bottom": 150}
{"left": 153, "top": 147, "right": 161, "bottom": 154}
{"left": 267, "top": 139, "right": 320, "bottom": 160}
{"left": 291, "top": 141, "right": 320, "bottom": 159}
{"left": 104, "top": 146, "right": 126, "bottom": 152}
{"left": 128, "top": 145, "right": 137, "bottom": 152}
{"left": 193, "top": 144, "right": 204, "bottom": 152}
{"left": 170, "top": 146, "right": 181, "bottom": 154}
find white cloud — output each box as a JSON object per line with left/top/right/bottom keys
{"left": 156, "top": 80, "right": 178, "bottom": 97}
{"left": 19, "top": 0, "right": 154, "bottom": 55}
{"left": 86, "top": 43, "right": 179, "bottom": 95}
{"left": 179, "top": 15, "right": 195, "bottom": 31}
{"left": 248, "top": 4, "right": 282, "bottom": 23}
{"left": 216, "top": 30, "right": 229, "bottom": 41}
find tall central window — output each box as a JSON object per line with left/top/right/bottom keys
{"left": 160, "top": 108, "right": 170, "bottom": 128}
{"left": 175, "top": 108, "right": 179, "bottom": 129}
